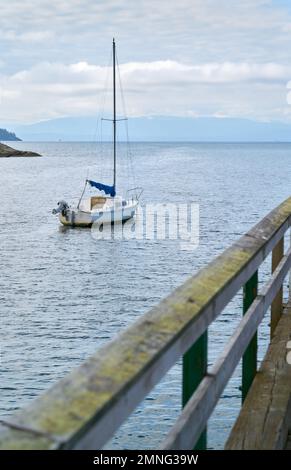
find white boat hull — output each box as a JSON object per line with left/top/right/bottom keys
{"left": 59, "top": 200, "right": 138, "bottom": 227}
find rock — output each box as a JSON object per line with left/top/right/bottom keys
{"left": 0, "top": 143, "right": 41, "bottom": 158}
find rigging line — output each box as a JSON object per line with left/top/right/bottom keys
{"left": 92, "top": 48, "right": 112, "bottom": 147}
{"left": 77, "top": 179, "right": 88, "bottom": 209}
{"left": 116, "top": 53, "right": 130, "bottom": 147}
{"left": 116, "top": 52, "right": 128, "bottom": 188}
{"left": 116, "top": 53, "right": 128, "bottom": 119}
{"left": 99, "top": 49, "right": 113, "bottom": 182}
{"left": 116, "top": 53, "right": 137, "bottom": 191}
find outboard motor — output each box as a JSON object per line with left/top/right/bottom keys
{"left": 52, "top": 200, "right": 69, "bottom": 216}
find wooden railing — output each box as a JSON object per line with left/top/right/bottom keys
{"left": 1, "top": 198, "right": 291, "bottom": 450}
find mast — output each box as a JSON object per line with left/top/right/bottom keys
{"left": 113, "top": 38, "right": 116, "bottom": 195}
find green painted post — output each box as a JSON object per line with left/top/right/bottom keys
{"left": 242, "top": 271, "right": 258, "bottom": 403}
{"left": 182, "top": 331, "right": 208, "bottom": 450}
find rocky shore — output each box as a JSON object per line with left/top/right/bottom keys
{"left": 0, "top": 143, "right": 41, "bottom": 158}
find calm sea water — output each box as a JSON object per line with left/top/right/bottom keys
{"left": 1, "top": 141, "right": 291, "bottom": 449}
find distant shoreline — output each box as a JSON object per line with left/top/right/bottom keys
{"left": 4, "top": 140, "right": 291, "bottom": 144}
{"left": 0, "top": 128, "right": 21, "bottom": 141}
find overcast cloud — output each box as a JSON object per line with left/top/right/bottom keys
{"left": 1, "top": 0, "right": 291, "bottom": 123}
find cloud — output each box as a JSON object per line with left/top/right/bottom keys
{"left": 1, "top": 1, "right": 291, "bottom": 122}
{"left": 2, "top": 30, "right": 55, "bottom": 43}
{"left": 2, "top": 1, "right": 291, "bottom": 70}
{"left": 1, "top": 59, "right": 290, "bottom": 122}
{"left": 121, "top": 61, "right": 291, "bottom": 84}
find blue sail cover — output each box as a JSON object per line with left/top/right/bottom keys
{"left": 87, "top": 180, "right": 116, "bottom": 197}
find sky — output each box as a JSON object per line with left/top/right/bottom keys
{"left": 1, "top": 0, "right": 291, "bottom": 124}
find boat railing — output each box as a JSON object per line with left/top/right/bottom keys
{"left": 1, "top": 197, "right": 291, "bottom": 449}
{"left": 126, "top": 187, "right": 143, "bottom": 202}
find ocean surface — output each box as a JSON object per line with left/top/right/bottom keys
{"left": 0, "top": 141, "right": 291, "bottom": 449}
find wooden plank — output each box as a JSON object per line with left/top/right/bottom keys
{"left": 0, "top": 198, "right": 291, "bottom": 450}
{"left": 271, "top": 238, "right": 284, "bottom": 337}
{"left": 161, "top": 247, "right": 291, "bottom": 450}
{"left": 225, "top": 303, "right": 291, "bottom": 450}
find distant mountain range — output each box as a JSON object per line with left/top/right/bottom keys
{"left": 1, "top": 116, "right": 291, "bottom": 142}
{"left": 0, "top": 128, "right": 21, "bottom": 141}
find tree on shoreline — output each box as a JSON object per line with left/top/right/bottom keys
{"left": 0, "top": 128, "right": 21, "bottom": 141}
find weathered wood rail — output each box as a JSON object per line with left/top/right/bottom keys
{"left": 1, "top": 198, "right": 291, "bottom": 450}
{"left": 225, "top": 303, "right": 291, "bottom": 449}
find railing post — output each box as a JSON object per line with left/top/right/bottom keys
{"left": 182, "top": 331, "right": 208, "bottom": 449}
{"left": 271, "top": 237, "right": 284, "bottom": 338}
{"left": 242, "top": 271, "right": 258, "bottom": 403}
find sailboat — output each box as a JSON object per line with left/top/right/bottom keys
{"left": 53, "top": 39, "right": 140, "bottom": 227}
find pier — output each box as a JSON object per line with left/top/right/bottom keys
{"left": 1, "top": 197, "right": 291, "bottom": 449}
